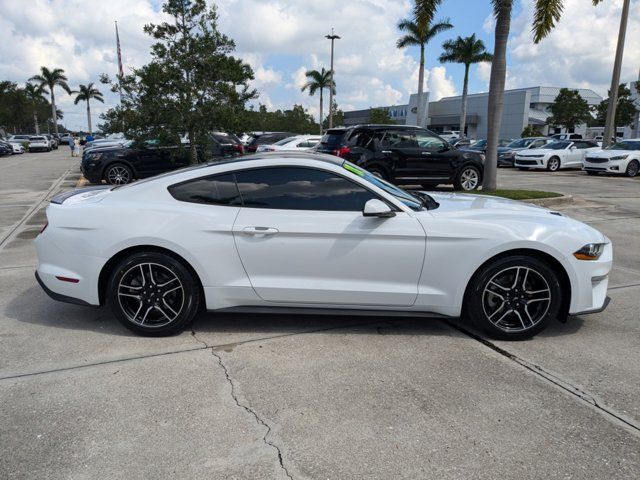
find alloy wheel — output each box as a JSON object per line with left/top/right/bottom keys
{"left": 117, "top": 262, "right": 185, "bottom": 328}
{"left": 627, "top": 161, "right": 639, "bottom": 177}
{"left": 482, "top": 266, "right": 551, "bottom": 333}
{"left": 107, "top": 165, "right": 131, "bottom": 184}
{"left": 460, "top": 168, "right": 479, "bottom": 190}
{"left": 548, "top": 158, "right": 560, "bottom": 171}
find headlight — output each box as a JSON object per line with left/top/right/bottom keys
{"left": 610, "top": 155, "right": 628, "bottom": 161}
{"left": 479, "top": 153, "right": 485, "bottom": 162}
{"left": 500, "top": 152, "right": 514, "bottom": 158}
{"left": 88, "top": 153, "right": 103, "bottom": 160}
{"left": 573, "top": 243, "right": 606, "bottom": 261}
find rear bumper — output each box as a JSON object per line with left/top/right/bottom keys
{"left": 35, "top": 271, "right": 92, "bottom": 307}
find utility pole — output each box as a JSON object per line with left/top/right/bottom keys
{"left": 603, "top": 0, "right": 630, "bottom": 147}
{"left": 634, "top": 66, "right": 640, "bottom": 138}
{"left": 325, "top": 29, "right": 340, "bottom": 129}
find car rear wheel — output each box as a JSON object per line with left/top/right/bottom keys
{"left": 107, "top": 252, "right": 201, "bottom": 336}
{"left": 626, "top": 160, "right": 639, "bottom": 177}
{"left": 547, "top": 156, "right": 560, "bottom": 172}
{"left": 454, "top": 165, "right": 481, "bottom": 191}
{"left": 464, "top": 255, "right": 562, "bottom": 340}
{"left": 105, "top": 163, "right": 133, "bottom": 185}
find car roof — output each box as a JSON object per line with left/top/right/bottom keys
{"left": 347, "top": 124, "right": 424, "bottom": 131}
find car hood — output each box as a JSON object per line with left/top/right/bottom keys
{"left": 420, "top": 192, "right": 605, "bottom": 243}
{"left": 585, "top": 149, "right": 630, "bottom": 158}
{"left": 516, "top": 148, "right": 557, "bottom": 156}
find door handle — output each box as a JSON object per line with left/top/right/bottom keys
{"left": 243, "top": 226, "right": 279, "bottom": 236}
{"left": 381, "top": 150, "right": 392, "bottom": 154}
{"left": 421, "top": 151, "right": 432, "bottom": 155}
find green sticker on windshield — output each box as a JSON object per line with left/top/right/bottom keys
{"left": 343, "top": 162, "right": 365, "bottom": 177}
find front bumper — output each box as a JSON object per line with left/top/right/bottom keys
{"left": 515, "top": 157, "right": 545, "bottom": 169}
{"left": 567, "top": 242, "right": 613, "bottom": 315}
{"left": 497, "top": 155, "right": 515, "bottom": 166}
{"left": 582, "top": 160, "right": 622, "bottom": 174}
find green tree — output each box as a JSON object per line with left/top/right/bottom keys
{"left": 439, "top": 34, "right": 492, "bottom": 138}
{"left": 301, "top": 68, "right": 335, "bottom": 134}
{"left": 28, "top": 67, "right": 71, "bottom": 135}
{"left": 104, "top": 0, "right": 256, "bottom": 163}
{"left": 23, "top": 82, "right": 48, "bottom": 134}
{"left": 418, "top": 0, "right": 606, "bottom": 191}
{"left": 397, "top": 8, "right": 452, "bottom": 127}
{"left": 369, "top": 108, "right": 394, "bottom": 124}
{"left": 547, "top": 88, "right": 592, "bottom": 131}
{"left": 73, "top": 83, "right": 104, "bottom": 134}
{"left": 521, "top": 125, "right": 541, "bottom": 137}
{"left": 594, "top": 84, "right": 638, "bottom": 134}
{"left": 323, "top": 100, "right": 344, "bottom": 129}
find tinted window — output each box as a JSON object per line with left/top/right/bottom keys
{"left": 319, "top": 130, "right": 347, "bottom": 149}
{"left": 383, "top": 130, "right": 418, "bottom": 148}
{"left": 169, "top": 173, "right": 241, "bottom": 206}
{"left": 415, "top": 131, "right": 448, "bottom": 151}
{"left": 234, "top": 167, "right": 379, "bottom": 211}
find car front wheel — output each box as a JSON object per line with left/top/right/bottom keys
{"left": 104, "top": 163, "right": 133, "bottom": 185}
{"left": 547, "top": 156, "right": 560, "bottom": 172}
{"left": 626, "top": 160, "right": 639, "bottom": 177}
{"left": 107, "top": 252, "right": 202, "bottom": 336}
{"left": 464, "top": 255, "right": 562, "bottom": 340}
{"left": 454, "top": 165, "right": 481, "bottom": 191}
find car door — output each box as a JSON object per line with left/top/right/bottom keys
{"left": 378, "top": 129, "right": 423, "bottom": 183}
{"left": 231, "top": 166, "right": 426, "bottom": 306}
{"left": 571, "top": 141, "right": 596, "bottom": 168}
{"left": 413, "top": 130, "right": 457, "bottom": 179}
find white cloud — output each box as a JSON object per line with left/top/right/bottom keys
{"left": 475, "top": 61, "right": 492, "bottom": 90}
{"left": 426, "top": 66, "right": 457, "bottom": 101}
{"left": 506, "top": 0, "right": 640, "bottom": 95}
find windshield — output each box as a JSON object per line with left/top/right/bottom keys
{"left": 546, "top": 141, "right": 571, "bottom": 150}
{"left": 341, "top": 161, "right": 424, "bottom": 210}
{"left": 606, "top": 141, "right": 640, "bottom": 151}
{"left": 507, "top": 138, "right": 533, "bottom": 148}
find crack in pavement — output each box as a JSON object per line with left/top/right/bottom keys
{"left": 441, "top": 319, "right": 640, "bottom": 437}
{"left": 207, "top": 343, "right": 294, "bottom": 480}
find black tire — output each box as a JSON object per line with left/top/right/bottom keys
{"left": 625, "top": 160, "right": 639, "bottom": 177}
{"left": 104, "top": 163, "right": 133, "bottom": 185}
{"left": 463, "top": 255, "right": 562, "bottom": 340}
{"left": 107, "top": 251, "right": 201, "bottom": 336}
{"left": 453, "top": 165, "right": 481, "bottom": 191}
{"left": 367, "top": 166, "right": 388, "bottom": 181}
{"left": 547, "top": 156, "right": 560, "bottom": 172}
{"left": 585, "top": 170, "right": 599, "bottom": 176}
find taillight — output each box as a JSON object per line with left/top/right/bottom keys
{"left": 40, "top": 222, "right": 48, "bottom": 234}
{"left": 233, "top": 144, "right": 244, "bottom": 154}
{"left": 335, "top": 147, "right": 351, "bottom": 158}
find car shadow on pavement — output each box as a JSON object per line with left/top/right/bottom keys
{"left": 8, "top": 285, "right": 585, "bottom": 340}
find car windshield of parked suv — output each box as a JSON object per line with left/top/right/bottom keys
{"left": 507, "top": 138, "right": 534, "bottom": 149}
{"left": 606, "top": 141, "right": 640, "bottom": 151}
{"left": 546, "top": 141, "right": 571, "bottom": 150}
{"left": 341, "top": 161, "right": 427, "bottom": 211}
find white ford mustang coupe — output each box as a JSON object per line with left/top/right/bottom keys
{"left": 35, "top": 153, "right": 612, "bottom": 339}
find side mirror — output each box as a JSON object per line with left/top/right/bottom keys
{"left": 570, "top": 146, "right": 577, "bottom": 150}
{"left": 363, "top": 199, "right": 395, "bottom": 218}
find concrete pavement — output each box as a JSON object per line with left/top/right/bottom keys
{"left": 1, "top": 151, "right": 638, "bottom": 479}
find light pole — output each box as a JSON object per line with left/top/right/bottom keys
{"left": 603, "top": 0, "right": 630, "bottom": 147}
{"left": 325, "top": 29, "right": 340, "bottom": 129}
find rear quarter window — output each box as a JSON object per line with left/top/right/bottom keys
{"left": 168, "top": 173, "right": 241, "bottom": 206}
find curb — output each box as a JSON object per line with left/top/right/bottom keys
{"left": 524, "top": 194, "right": 574, "bottom": 208}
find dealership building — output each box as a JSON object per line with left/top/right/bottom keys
{"left": 344, "top": 86, "right": 603, "bottom": 140}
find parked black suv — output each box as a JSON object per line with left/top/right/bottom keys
{"left": 315, "top": 125, "right": 484, "bottom": 191}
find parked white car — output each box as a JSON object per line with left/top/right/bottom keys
{"left": 28, "top": 136, "right": 51, "bottom": 152}
{"left": 9, "top": 141, "right": 25, "bottom": 154}
{"left": 439, "top": 130, "right": 460, "bottom": 141}
{"left": 515, "top": 140, "right": 601, "bottom": 171}
{"left": 35, "top": 153, "right": 611, "bottom": 340}
{"left": 582, "top": 139, "right": 640, "bottom": 177}
{"left": 256, "top": 135, "right": 322, "bottom": 152}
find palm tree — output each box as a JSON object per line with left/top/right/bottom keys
{"left": 396, "top": 16, "right": 452, "bottom": 127}
{"left": 23, "top": 82, "right": 48, "bottom": 134}
{"left": 439, "top": 34, "right": 493, "bottom": 138}
{"left": 73, "top": 83, "right": 104, "bottom": 134}
{"left": 29, "top": 67, "right": 71, "bottom": 135}
{"left": 301, "top": 68, "right": 335, "bottom": 134}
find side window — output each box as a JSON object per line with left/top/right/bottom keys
{"left": 383, "top": 130, "right": 418, "bottom": 149}
{"left": 234, "top": 167, "right": 379, "bottom": 211}
{"left": 415, "top": 131, "right": 448, "bottom": 151}
{"left": 169, "top": 173, "right": 241, "bottom": 206}
{"left": 530, "top": 140, "right": 546, "bottom": 148}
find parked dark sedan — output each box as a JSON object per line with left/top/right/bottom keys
{"left": 314, "top": 125, "right": 485, "bottom": 191}
{"left": 245, "top": 132, "right": 295, "bottom": 153}
{"left": 0, "top": 139, "right": 13, "bottom": 156}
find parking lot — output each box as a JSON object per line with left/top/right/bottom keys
{"left": 1, "top": 150, "right": 639, "bottom": 479}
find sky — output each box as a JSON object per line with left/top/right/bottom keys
{"left": 0, "top": 0, "right": 638, "bottom": 131}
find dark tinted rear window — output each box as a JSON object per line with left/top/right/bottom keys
{"left": 169, "top": 173, "right": 241, "bottom": 206}
{"left": 319, "top": 130, "right": 347, "bottom": 149}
